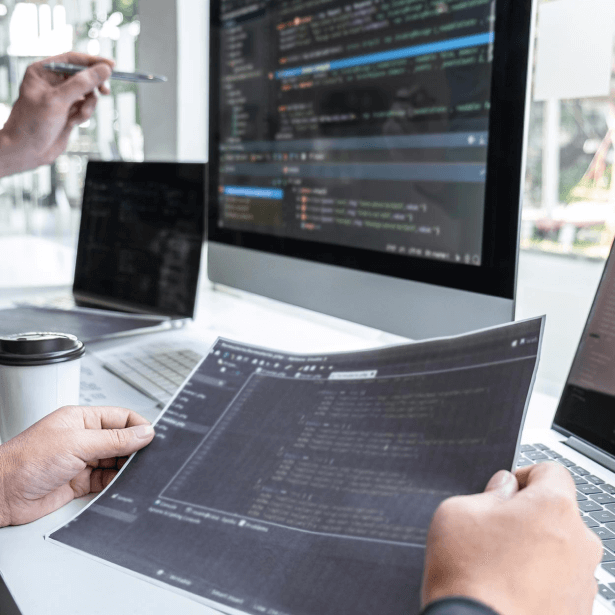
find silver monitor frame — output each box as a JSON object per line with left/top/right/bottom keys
{"left": 209, "top": 242, "right": 515, "bottom": 339}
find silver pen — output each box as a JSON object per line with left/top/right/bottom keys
{"left": 43, "top": 62, "right": 167, "bottom": 83}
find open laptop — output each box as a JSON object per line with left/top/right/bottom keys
{"left": 12, "top": 160, "right": 207, "bottom": 341}
{"left": 518, "top": 239, "right": 615, "bottom": 614}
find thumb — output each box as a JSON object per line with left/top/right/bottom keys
{"left": 58, "top": 63, "right": 112, "bottom": 102}
{"left": 484, "top": 469, "right": 519, "bottom": 500}
{"left": 77, "top": 424, "right": 155, "bottom": 461}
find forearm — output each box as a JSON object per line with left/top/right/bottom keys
{"left": 420, "top": 597, "right": 500, "bottom": 615}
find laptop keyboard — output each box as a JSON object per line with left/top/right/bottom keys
{"left": 518, "top": 444, "right": 615, "bottom": 608}
{"left": 102, "top": 347, "right": 204, "bottom": 406}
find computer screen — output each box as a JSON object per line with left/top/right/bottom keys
{"left": 73, "top": 161, "right": 206, "bottom": 318}
{"left": 207, "top": 0, "right": 534, "bottom": 338}
{"left": 553, "top": 240, "right": 615, "bottom": 458}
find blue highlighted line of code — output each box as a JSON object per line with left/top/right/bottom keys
{"left": 276, "top": 32, "right": 494, "bottom": 79}
{"left": 224, "top": 186, "right": 284, "bottom": 200}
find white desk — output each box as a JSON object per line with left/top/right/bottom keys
{"left": 0, "top": 238, "right": 561, "bottom": 615}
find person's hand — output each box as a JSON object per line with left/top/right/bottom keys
{"left": 421, "top": 462, "right": 602, "bottom": 615}
{"left": 0, "top": 52, "right": 114, "bottom": 177}
{"left": 0, "top": 405, "right": 154, "bottom": 527}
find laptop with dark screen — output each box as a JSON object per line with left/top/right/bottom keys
{"left": 73, "top": 160, "right": 206, "bottom": 319}
{"left": 11, "top": 160, "right": 207, "bottom": 342}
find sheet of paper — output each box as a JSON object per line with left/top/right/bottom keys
{"left": 534, "top": 0, "right": 615, "bottom": 100}
{"left": 49, "top": 318, "right": 544, "bottom": 615}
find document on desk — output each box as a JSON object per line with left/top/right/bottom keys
{"left": 48, "top": 317, "right": 544, "bottom": 615}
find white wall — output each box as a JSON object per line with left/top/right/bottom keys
{"left": 138, "top": 0, "right": 208, "bottom": 162}
{"left": 177, "top": 0, "right": 208, "bottom": 161}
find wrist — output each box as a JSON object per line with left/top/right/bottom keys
{"left": 421, "top": 596, "right": 501, "bottom": 615}
{"left": 0, "top": 443, "right": 10, "bottom": 527}
{"left": 0, "top": 127, "right": 38, "bottom": 178}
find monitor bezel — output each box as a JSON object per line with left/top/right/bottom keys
{"left": 207, "top": 0, "right": 533, "bottom": 300}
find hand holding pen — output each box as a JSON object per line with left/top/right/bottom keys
{"left": 44, "top": 62, "right": 167, "bottom": 83}
{"left": 0, "top": 52, "right": 114, "bottom": 178}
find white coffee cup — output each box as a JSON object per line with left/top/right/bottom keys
{"left": 0, "top": 332, "right": 85, "bottom": 443}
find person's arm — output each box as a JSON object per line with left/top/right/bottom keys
{"left": 0, "top": 51, "right": 113, "bottom": 179}
{"left": 420, "top": 463, "right": 602, "bottom": 615}
{"left": 0, "top": 405, "right": 154, "bottom": 526}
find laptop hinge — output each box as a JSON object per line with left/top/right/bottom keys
{"left": 565, "top": 436, "right": 615, "bottom": 474}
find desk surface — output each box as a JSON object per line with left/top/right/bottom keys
{"left": 0, "top": 239, "right": 561, "bottom": 615}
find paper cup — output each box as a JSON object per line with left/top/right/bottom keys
{"left": 0, "top": 332, "right": 85, "bottom": 443}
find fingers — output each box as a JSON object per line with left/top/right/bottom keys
{"left": 72, "top": 405, "right": 153, "bottom": 431}
{"left": 76, "top": 423, "right": 155, "bottom": 462}
{"left": 587, "top": 526, "right": 604, "bottom": 568}
{"left": 69, "top": 464, "right": 123, "bottom": 496}
{"left": 69, "top": 466, "right": 93, "bottom": 498}
{"left": 57, "top": 62, "right": 113, "bottom": 102}
{"left": 42, "top": 51, "right": 114, "bottom": 69}
{"left": 515, "top": 463, "right": 579, "bottom": 522}
{"left": 98, "top": 80, "right": 111, "bottom": 96}
{"left": 94, "top": 455, "right": 128, "bottom": 470}
{"left": 69, "top": 90, "right": 99, "bottom": 125}
{"left": 97, "top": 455, "right": 122, "bottom": 469}
{"left": 516, "top": 461, "right": 601, "bottom": 569}
{"left": 515, "top": 461, "right": 576, "bottom": 498}
{"left": 89, "top": 468, "right": 119, "bottom": 493}
{"left": 483, "top": 469, "right": 519, "bottom": 500}
{"left": 38, "top": 405, "right": 154, "bottom": 461}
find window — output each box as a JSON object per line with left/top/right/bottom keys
{"left": 0, "top": 0, "right": 142, "bottom": 245}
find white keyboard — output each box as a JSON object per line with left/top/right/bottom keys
{"left": 102, "top": 347, "right": 204, "bottom": 405}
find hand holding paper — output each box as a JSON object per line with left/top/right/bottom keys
{"left": 0, "top": 405, "right": 154, "bottom": 526}
{"left": 422, "top": 463, "right": 602, "bottom": 615}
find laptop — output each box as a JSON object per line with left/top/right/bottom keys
{"left": 0, "top": 571, "right": 22, "bottom": 615}
{"left": 10, "top": 160, "right": 207, "bottom": 342}
{"left": 518, "top": 238, "right": 615, "bottom": 614}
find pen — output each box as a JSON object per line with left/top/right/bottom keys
{"left": 43, "top": 62, "right": 168, "bottom": 83}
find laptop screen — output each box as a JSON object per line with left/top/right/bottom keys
{"left": 73, "top": 161, "right": 206, "bottom": 318}
{"left": 553, "top": 241, "right": 615, "bottom": 456}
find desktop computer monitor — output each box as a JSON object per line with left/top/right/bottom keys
{"left": 207, "top": 0, "right": 534, "bottom": 339}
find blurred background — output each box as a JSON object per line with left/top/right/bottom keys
{"left": 0, "top": 0, "right": 142, "bottom": 244}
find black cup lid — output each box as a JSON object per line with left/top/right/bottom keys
{"left": 0, "top": 332, "right": 85, "bottom": 366}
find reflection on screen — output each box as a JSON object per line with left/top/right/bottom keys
{"left": 216, "top": 0, "right": 496, "bottom": 266}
